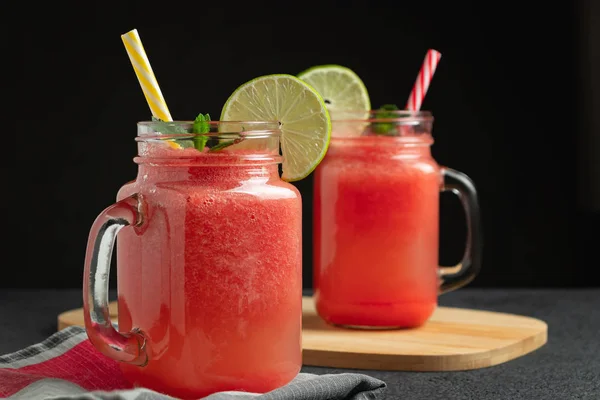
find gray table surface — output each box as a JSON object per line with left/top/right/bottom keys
{"left": 1, "top": 288, "right": 598, "bottom": 400}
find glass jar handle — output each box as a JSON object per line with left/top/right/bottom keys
{"left": 83, "top": 193, "right": 148, "bottom": 366}
{"left": 439, "top": 167, "right": 483, "bottom": 294}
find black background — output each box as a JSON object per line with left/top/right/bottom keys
{"left": 2, "top": 1, "right": 597, "bottom": 289}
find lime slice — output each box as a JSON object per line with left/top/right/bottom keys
{"left": 298, "top": 65, "right": 371, "bottom": 129}
{"left": 220, "top": 74, "right": 331, "bottom": 182}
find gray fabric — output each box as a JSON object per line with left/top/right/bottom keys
{"left": 1, "top": 288, "right": 599, "bottom": 399}
{"left": 41, "top": 373, "right": 384, "bottom": 400}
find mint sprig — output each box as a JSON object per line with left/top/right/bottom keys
{"left": 149, "top": 114, "right": 239, "bottom": 152}
{"left": 192, "top": 114, "right": 240, "bottom": 152}
{"left": 192, "top": 113, "right": 210, "bottom": 151}
{"left": 151, "top": 116, "right": 189, "bottom": 134}
{"left": 372, "top": 104, "right": 400, "bottom": 135}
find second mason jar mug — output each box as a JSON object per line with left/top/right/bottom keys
{"left": 313, "top": 110, "right": 482, "bottom": 329}
{"left": 83, "top": 121, "right": 302, "bottom": 399}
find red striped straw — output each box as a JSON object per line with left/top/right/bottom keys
{"left": 405, "top": 49, "right": 442, "bottom": 111}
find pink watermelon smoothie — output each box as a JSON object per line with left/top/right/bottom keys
{"left": 313, "top": 135, "right": 442, "bottom": 328}
{"left": 115, "top": 145, "right": 302, "bottom": 399}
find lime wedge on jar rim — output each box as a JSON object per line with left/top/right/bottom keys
{"left": 220, "top": 74, "right": 332, "bottom": 182}
{"left": 298, "top": 64, "right": 371, "bottom": 126}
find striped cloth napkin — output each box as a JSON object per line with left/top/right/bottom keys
{"left": 0, "top": 326, "right": 386, "bottom": 399}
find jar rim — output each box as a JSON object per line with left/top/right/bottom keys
{"left": 329, "top": 110, "right": 433, "bottom": 123}
{"left": 136, "top": 120, "right": 281, "bottom": 140}
{"left": 330, "top": 135, "right": 434, "bottom": 146}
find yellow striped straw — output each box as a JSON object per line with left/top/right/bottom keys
{"left": 121, "top": 29, "right": 173, "bottom": 122}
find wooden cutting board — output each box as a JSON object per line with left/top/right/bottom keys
{"left": 58, "top": 296, "right": 547, "bottom": 372}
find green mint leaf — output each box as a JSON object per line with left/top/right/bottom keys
{"left": 372, "top": 104, "right": 399, "bottom": 135}
{"left": 208, "top": 138, "right": 242, "bottom": 152}
{"left": 151, "top": 116, "right": 190, "bottom": 134}
{"left": 192, "top": 113, "right": 211, "bottom": 151}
